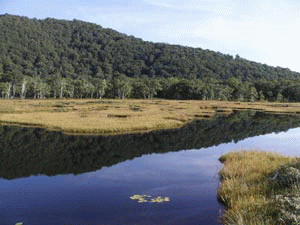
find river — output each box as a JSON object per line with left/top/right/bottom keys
{"left": 1, "top": 110, "right": 300, "bottom": 225}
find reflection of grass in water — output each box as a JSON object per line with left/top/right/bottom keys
{"left": 1, "top": 99, "right": 300, "bottom": 135}
{"left": 130, "top": 194, "right": 170, "bottom": 203}
{"left": 218, "top": 150, "right": 296, "bottom": 225}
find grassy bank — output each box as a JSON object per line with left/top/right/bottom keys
{"left": 1, "top": 99, "right": 300, "bottom": 135}
{"left": 218, "top": 150, "right": 300, "bottom": 224}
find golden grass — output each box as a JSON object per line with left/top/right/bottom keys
{"left": 1, "top": 99, "right": 300, "bottom": 135}
{"left": 218, "top": 150, "right": 297, "bottom": 225}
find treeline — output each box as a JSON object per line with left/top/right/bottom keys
{"left": 1, "top": 14, "right": 300, "bottom": 101}
{"left": 2, "top": 75, "right": 300, "bottom": 102}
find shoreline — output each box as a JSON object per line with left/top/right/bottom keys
{"left": 1, "top": 99, "right": 300, "bottom": 136}
{"left": 218, "top": 150, "right": 300, "bottom": 224}
{"left": 0, "top": 121, "right": 186, "bottom": 136}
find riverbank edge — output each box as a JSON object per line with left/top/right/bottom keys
{"left": 1, "top": 99, "right": 300, "bottom": 136}
{"left": 218, "top": 150, "right": 300, "bottom": 224}
{"left": 0, "top": 109, "right": 298, "bottom": 136}
{"left": 0, "top": 120, "right": 187, "bottom": 136}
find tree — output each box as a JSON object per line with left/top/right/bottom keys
{"left": 259, "top": 90, "right": 265, "bottom": 102}
{"left": 146, "top": 78, "right": 162, "bottom": 99}
{"left": 166, "top": 82, "right": 194, "bottom": 99}
{"left": 19, "top": 76, "right": 31, "bottom": 99}
{"left": 267, "top": 91, "right": 273, "bottom": 101}
{"left": 131, "top": 78, "right": 147, "bottom": 98}
{"left": 0, "top": 82, "right": 6, "bottom": 98}
{"left": 113, "top": 74, "right": 132, "bottom": 99}
{"left": 134, "top": 76, "right": 162, "bottom": 99}
{"left": 227, "top": 77, "right": 241, "bottom": 100}
{"left": 216, "top": 85, "right": 233, "bottom": 101}
{"left": 95, "top": 66, "right": 105, "bottom": 79}
{"left": 4, "top": 82, "right": 12, "bottom": 99}
{"left": 94, "top": 79, "right": 107, "bottom": 99}
{"left": 201, "top": 78, "right": 218, "bottom": 100}
{"left": 37, "top": 80, "right": 50, "bottom": 99}
{"left": 29, "top": 75, "right": 49, "bottom": 99}
{"left": 276, "top": 92, "right": 284, "bottom": 102}
{"left": 157, "top": 77, "right": 180, "bottom": 98}
{"left": 249, "top": 87, "right": 258, "bottom": 102}
{"left": 103, "top": 62, "right": 113, "bottom": 80}
{"left": 87, "top": 82, "right": 96, "bottom": 98}
{"left": 74, "top": 79, "right": 90, "bottom": 98}
{"left": 59, "top": 78, "right": 67, "bottom": 98}
{"left": 64, "top": 78, "right": 75, "bottom": 98}
{"left": 1, "top": 14, "right": 300, "bottom": 102}
{"left": 190, "top": 79, "right": 205, "bottom": 99}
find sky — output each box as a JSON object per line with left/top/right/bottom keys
{"left": 1, "top": 0, "right": 300, "bottom": 72}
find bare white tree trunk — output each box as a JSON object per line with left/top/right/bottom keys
{"left": 6, "top": 83, "right": 12, "bottom": 99}
{"left": 60, "top": 86, "right": 64, "bottom": 98}
{"left": 21, "top": 81, "right": 27, "bottom": 100}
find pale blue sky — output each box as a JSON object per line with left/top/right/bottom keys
{"left": 1, "top": 0, "right": 300, "bottom": 72}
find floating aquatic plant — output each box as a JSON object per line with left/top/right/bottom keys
{"left": 151, "top": 196, "right": 170, "bottom": 203}
{"left": 130, "top": 194, "right": 170, "bottom": 203}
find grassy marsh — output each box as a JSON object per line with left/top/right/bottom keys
{"left": 218, "top": 150, "right": 299, "bottom": 225}
{"left": 1, "top": 99, "right": 300, "bottom": 135}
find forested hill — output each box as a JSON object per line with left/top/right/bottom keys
{"left": 1, "top": 14, "right": 298, "bottom": 81}
{"left": 1, "top": 14, "right": 300, "bottom": 101}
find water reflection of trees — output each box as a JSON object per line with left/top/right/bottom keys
{"left": 1, "top": 110, "right": 300, "bottom": 179}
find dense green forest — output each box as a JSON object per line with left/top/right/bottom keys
{"left": 1, "top": 14, "right": 300, "bottom": 101}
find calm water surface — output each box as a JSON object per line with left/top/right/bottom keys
{"left": 1, "top": 112, "right": 300, "bottom": 224}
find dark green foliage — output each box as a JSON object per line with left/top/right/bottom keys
{"left": 1, "top": 14, "right": 300, "bottom": 101}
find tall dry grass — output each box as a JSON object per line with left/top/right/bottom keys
{"left": 0, "top": 99, "right": 300, "bottom": 135}
{"left": 218, "top": 150, "right": 296, "bottom": 225}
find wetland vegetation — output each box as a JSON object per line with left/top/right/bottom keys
{"left": 1, "top": 104, "right": 300, "bottom": 224}
{"left": 2, "top": 14, "right": 300, "bottom": 224}
{"left": 1, "top": 99, "right": 300, "bottom": 135}
{"left": 1, "top": 108, "right": 300, "bottom": 224}
{"left": 1, "top": 109, "right": 300, "bottom": 180}
{"left": 218, "top": 151, "right": 300, "bottom": 225}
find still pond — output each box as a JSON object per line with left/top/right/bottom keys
{"left": 1, "top": 110, "right": 300, "bottom": 225}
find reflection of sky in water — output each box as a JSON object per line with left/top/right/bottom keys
{"left": 223, "top": 127, "right": 300, "bottom": 156}
{"left": 1, "top": 127, "right": 300, "bottom": 224}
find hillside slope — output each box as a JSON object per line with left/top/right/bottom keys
{"left": 1, "top": 14, "right": 300, "bottom": 101}
{"left": 1, "top": 14, "right": 299, "bottom": 81}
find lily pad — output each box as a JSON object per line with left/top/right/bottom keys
{"left": 130, "top": 194, "right": 170, "bottom": 203}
